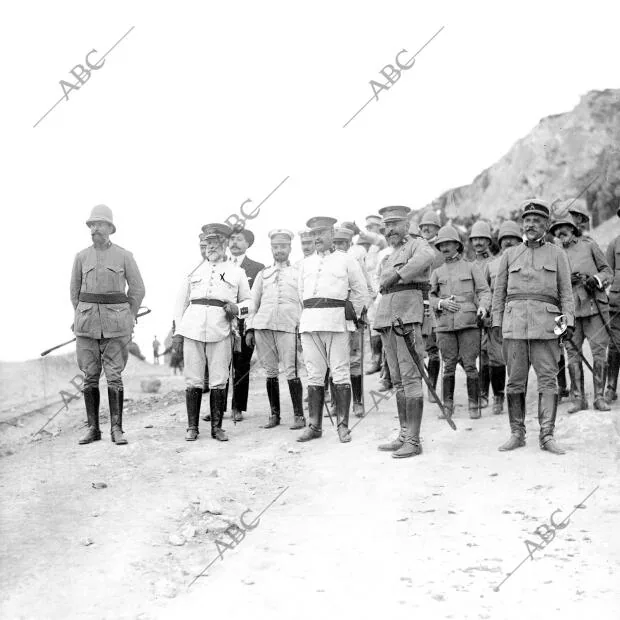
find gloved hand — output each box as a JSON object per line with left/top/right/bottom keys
{"left": 172, "top": 334, "right": 184, "bottom": 355}
{"left": 245, "top": 329, "right": 255, "bottom": 347}
{"left": 223, "top": 302, "right": 239, "bottom": 320}
{"left": 476, "top": 307, "right": 487, "bottom": 319}
{"left": 564, "top": 325, "right": 575, "bottom": 342}
{"left": 584, "top": 275, "right": 599, "bottom": 293}
{"left": 571, "top": 272, "right": 582, "bottom": 285}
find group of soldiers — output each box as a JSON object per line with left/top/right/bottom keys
{"left": 70, "top": 197, "right": 620, "bottom": 458}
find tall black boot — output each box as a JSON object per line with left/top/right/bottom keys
{"left": 539, "top": 392, "right": 565, "bottom": 454}
{"left": 498, "top": 393, "right": 526, "bottom": 451}
{"left": 108, "top": 387, "right": 127, "bottom": 445}
{"left": 185, "top": 387, "right": 202, "bottom": 441}
{"left": 557, "top": 353, "right": 569, "bottom": 398}
{"left": 480, "top": 364, "right": 490, "bottom": 408}
{"left": 427, "top": 357, "right": 440, "bottom": 403}
{"left": 439, "top": 375, "right": 455, "bottom": 420}
{"left": 467, "top": 376, "right": 481, "bottom": 419}
{"left": 567, "top": 363, "right": 587, "bottom": 413}
{"left": 298, "top": 385, "right": 323, "bottom": 441}
{"left": 288, "top": 378, "right": 306, "bottom": 429}
{"left": 378, "top": 390, "right": 407, "bottom": 451}
{"left": 78, "top": 386, "right": 101, "bottom": 444}
{"left": 351, "top": 375, "right": 364, "bottom": 417}
{"left": 365, "top": 335, "right": 382, "bottom": 375}
{"left": 490, "top": 365, "right": 506, "bottom": 415}
{"left": 605, "top": 348, "right": 620, "bottom": 403}
{"left": 393, "top": 397, "right": 423, "bottom": 458}
{"left": 263, "top": 377, "right": 281, "bottom": 428}
{"left": 210, "top": 388, "right": 228, "bottom": 441}
{"left": 593, "top": 361, "right": 611, "bottom": 411}
{"left": 333, "top": 383, "right": 352, "bottom": 443}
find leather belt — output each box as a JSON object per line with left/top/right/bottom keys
{"left": 382, "top": 282, "right": 430, "bottom": 296}
{"left": 303, "top": 298, "right": 346, "bottom": 309}
{"left": 506, "top": 293, "right": 560, "bottom": 306}
{"left": 79, "top": 292, "right": 129, "bottom": 304}
{"left": 190, "top": 298, "right": 227, "bottom": 307}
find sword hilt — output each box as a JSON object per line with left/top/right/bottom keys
{"left": 391, "top": 317, "right": 413, "bottom": 340}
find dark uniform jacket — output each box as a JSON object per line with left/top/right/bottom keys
{"left": 430, "top": 256, "right": 491, "bottom": 332}
{"left": 241, "top": 256, "right": 265, "bottom": 289}
{"left": 492, "top": 240, "right": 574, "bottom": 340}
{"left": 70, "top": 243, "right": 145, "bottom": 339}
{"left": 605, "top": 235, "right": 620, "bottom": 313}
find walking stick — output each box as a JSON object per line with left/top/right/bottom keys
{"left": 40, "top": 307, "right": 152, "bottom": 356}
{"left": 392, "top": 318, "right": 457, "bottom": 430}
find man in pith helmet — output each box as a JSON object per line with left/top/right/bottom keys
{"left": 71, "top": 204, "right": 145, "bottom": 446}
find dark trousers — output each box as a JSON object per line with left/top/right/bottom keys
{"left": 232, "top": 320, "right": 254, "bottom": 412}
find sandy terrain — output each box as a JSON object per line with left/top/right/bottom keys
{"left": 1, "top": 352, "right": 619, "bottom": 620}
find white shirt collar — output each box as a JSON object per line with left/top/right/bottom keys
{"left": 230, "top": 252, "right": 246, "bottom": 265}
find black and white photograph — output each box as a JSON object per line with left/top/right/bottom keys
{"left": 1, "top": 1, "right": 619, "bottom": 618}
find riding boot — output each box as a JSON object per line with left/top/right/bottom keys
{"left": 108, "top": 387, "right": 128, "bottom": 445}
{"left": 297, "top": 385, "right": 323, "bottom": 442}
{"left": 392, "top": 397, "right": 423, "bottom": 458}
{"left": 439, "top": 375, "right": 455, "bottom": 420}
{"left": 567, "top": 363, "right": 587, "bottom": 413}
{"left": 427, "top": 357, "right": 440, "bottom": 403}
{"left": 378, "top": 390, "right": 407, "bottom": 451}
{"left": 78, "top": 387, "right": 101, "bottom": 444}
{"left": 467, "top": 376, "right": 481, "bottom": 419}
{"left": 539, "top": 392, "right": 565, "bottom": 454}
{"left": 480, "top": 364, "right": 490, "bottom": 408}
{"left": 263, "top": 377, "right": 281, "bottom": 428}
{"left": 351, "top": 374, "right": 364, "bottom": 417}
{"left": 557, "top": 353, "right": 570, "bottom": 399}
{"left": 210, "top": 388, "right": 228, "bottom": 441}
{"left": 288, "top": 378, "right": 306, "bottom": 429}
{"left": 490, "top": 365, "right": 506, "bottom": 414}
{"left": 185, "top": 387, "right": 202, "bottom": 441}
{"left": 498, "top": 392, "right": 526, "bottom": 451}
{"left": 593, "top": 361, "right": 611, "bottom": 411}
{"left": 605, "top": 348, "right": 620, "bottom": 403}
{"left": 365, "top": 335, "right": 382, "bottom": 375}
{"left": 334, "top": 383, "right": 352, "bottom": 443}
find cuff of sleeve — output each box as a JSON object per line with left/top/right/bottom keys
{"left": 437, "top": 300, "right": 443, "bottom": 311}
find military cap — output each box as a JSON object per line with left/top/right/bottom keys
{"left": 199, "top": 232, "right": 208, "bottom": 245}
{"left": 299, "top": 228, "right": 313, "bottom": 240}
{"left": 268, "top": 228, "right": 294, "bottom": 242}
{"left": 333, "top": 227, "right": 354, "bottom": 242}
{"left": 86, "top": 204, "right": 116, "bottom": 234}
{"left": 470, "top": 220, "right": 493, "bottom": 240}
{"left": 549, "top": 217, "right": 579, "bottom": 236}
{"left": 378, "top": 205, "right": 411, "bottom": 222}
{"left": 498, "top": 220, "right": 522, "bottom": 242}
{"left": 434, "top": 225, "right": 463, "bottom": 250}
{"left": 306, "top": 216, "right": 337, "bottom": 230}
{"left": 201, "top": 223, "right": 233, "bottom": 238}
{"left": 419, "top": 210, "right": 441, "bottom": 228}
{"left": 520, "top": 199, "right": 550, "bottom": 219}
{"left": 366, "top": 215, "right": 382, "bottom": 227}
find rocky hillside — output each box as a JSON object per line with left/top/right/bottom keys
{"left": 425, "top": 89, "right": 620, "bottom": 226}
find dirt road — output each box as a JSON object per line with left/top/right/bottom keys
{"left": 1, "top": 365, "right": 619, "bottom": 619}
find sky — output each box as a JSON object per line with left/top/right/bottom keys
{"left": 0, "top": 0, "right": 618, "bottom": 362}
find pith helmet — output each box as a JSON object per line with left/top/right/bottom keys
{"left": 470, "top": 220, "right": 492, "bottom": 240}
{"left": 434, "top": 225, "right": 463, "bottom": 250}
{"left": 498, "top": 220, "right": 522, "bottom": 242}
{"left": 568, "top": 200, "right": 590, "bottom": 222}
{"left": 549, "top": 218, "right": 579, "bottom": 236}
{"left": 419, "top": 210, "right": 441, "bottom": 228}
{"left": 86, "top": 204, "right": 116, "bottom": 233}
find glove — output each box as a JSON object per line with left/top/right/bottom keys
{"left": 223, "top": 302, "right": 239, "bottom": 320}
{"left": 245, "top": 330, "right": 255, "bottom": 347}
{"left": 564, "top": 326, "right": 575, "bottom": 342}
{"left": 571, "top": 272, "right": 582, "bottom": 285}
{"left": 584, "top": 275, "right": 599, "bottom": 293}
{"left": 492, "top": 326, "right": 502, "bottom": 340}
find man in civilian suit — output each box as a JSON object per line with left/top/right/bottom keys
{"left": 229, "top": 228, "right": 265, "bottom": 421}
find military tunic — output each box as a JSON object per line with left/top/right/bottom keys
{"left": 606, "top": 235, "right": 620, "bottom": 355}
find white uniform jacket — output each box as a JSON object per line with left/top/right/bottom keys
{"left": 298, "top": 250, "right": 368, "bottom": 333}
{"left": 174, "top": 258, "right": 253, "bottom": 342}
{"left": 247, "top": 262, "right": 301, "bottom": 333}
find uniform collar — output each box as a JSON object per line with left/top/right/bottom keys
{"left": 444, "top": 253, "right": 461, "bottom": 263}
{"left": 476, "top": 250, "right": 490, "bottom": 259}
{"left": 525, "top": 238, "right": 546, "bottom": 249}
{"left": 93, "top": 240, "right": 112, "bottom": 250}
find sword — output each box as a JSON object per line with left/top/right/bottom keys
{"left": 392, "top": 317, "right": 457, "bottom": 430}
{"left": 359, "top": 306, "right": 368, "bottom": 414}
{"left": 40, "top": 307, "right": 152, "bottom": 356}
{"left": 553, "top": 315, "right": 594, "bottom": 375}
{"left": 294, "top": 325, "right": 299, "bottom": 378}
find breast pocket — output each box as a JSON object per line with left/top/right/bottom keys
{"left": 539, "top": 263, "right": 557, "bottom": 289}
{"left": 189, "top": 275, "right": 204, "bottom": 296}
{"left": 105, "top": 264, "right": 125, "bottom": 291}
{"left": 81, "top": 264, "right": 96, "bottom": 289}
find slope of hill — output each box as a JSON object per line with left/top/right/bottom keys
{"left": 425, "top": 89, "right": 620, "bottom": 225}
